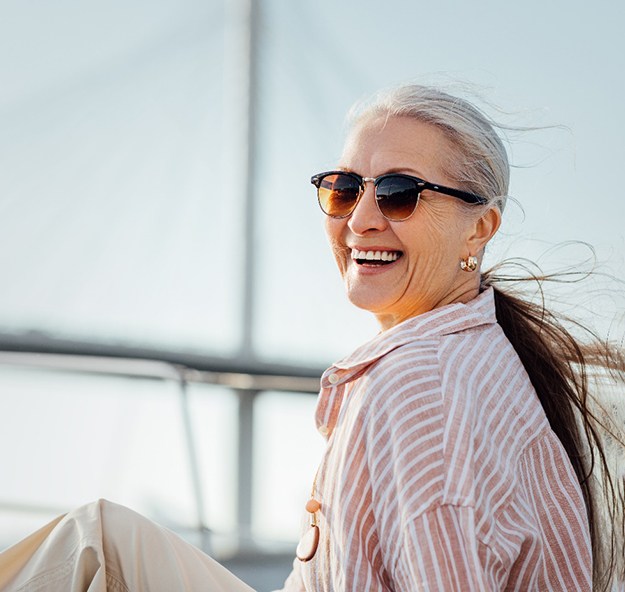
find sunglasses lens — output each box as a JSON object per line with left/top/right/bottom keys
{"left": 375, "top": 176, "right": 420, "bottom": 220}
{"left": 317, "top": 173, "right": 360, "bottom": 217}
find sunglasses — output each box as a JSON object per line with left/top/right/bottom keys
{"left": 311, "top": 170, "right": 488, "bottom": 221}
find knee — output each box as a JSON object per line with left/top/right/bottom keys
{"left": 63, "top": 499, "right": 141, "bottom": 538}
{"left": 91, "top": 499, "right": 148, "bottom": 532}
{"left": 92, "top": 498, "right": 130, "bottom": 520}
{"left": 93, "top": 499, "right": 162, "bottom": 543}
{"left": 72, "top": 498, "right": 127, "bottom": 519}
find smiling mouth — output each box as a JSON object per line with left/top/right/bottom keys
{"left": 351, "top": 248, "right": 403, "bottom": 266}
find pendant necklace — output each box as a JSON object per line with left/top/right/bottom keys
{"left": 296, "top": 470, "right": 321, "bottom": 562}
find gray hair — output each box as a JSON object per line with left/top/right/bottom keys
{"left": 347, "top": 85, "right": 510, "bottom": 212}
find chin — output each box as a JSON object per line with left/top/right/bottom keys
{"left": 345, "top": 290, "right": 391, "bottom": 315}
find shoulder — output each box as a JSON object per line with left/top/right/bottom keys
{"left": 361, "top": 337, "right": 444, "bottom": 427}
{"left": 433, "top": 323, "right": 553, "bottom": 508}
{"left": 437, "top": 321, "right": 549, "bottom": 443}
{"left": 437, "top": 319, "right": 513, "bottom": 386}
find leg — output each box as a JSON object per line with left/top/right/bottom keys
{"left": 0, "top": 500, "right": 256, "bottom": 592}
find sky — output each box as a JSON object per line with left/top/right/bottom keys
{"left": 0, "top": 0, "right": 624, "bottom": 554}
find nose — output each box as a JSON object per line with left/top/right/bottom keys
{"left": 347, "top": 180, "right": 388, "bottom": 235}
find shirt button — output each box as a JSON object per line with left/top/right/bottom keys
{"left": 328, "top": 373, "right": 339, "bottom": 384}
{"left": 319, "top": 425, "right": 330, "bottom": 436}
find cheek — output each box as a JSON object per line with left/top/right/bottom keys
{"left": 324, "top": 217, "right": 338, "bottom": 241}
{"left": 324, "top": 218, "right": 349, "bottom": 272}
{"left": 397, "top": 206, "right": 450, "bottom": 259}
{"left": 407, "top": 202, "right": 468, "bottom": 257}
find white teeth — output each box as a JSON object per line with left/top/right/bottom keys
{"left": 351, "top": 249, "right": 400, "bottom": 262}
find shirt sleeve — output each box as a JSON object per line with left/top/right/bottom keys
{"left": 393, "top": 504, "right": 499, "bottom": 592}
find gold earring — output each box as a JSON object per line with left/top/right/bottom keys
{"left": 460, "top": 255, "right": 478, "bottom": 272}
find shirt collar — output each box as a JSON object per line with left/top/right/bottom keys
{"left": 320, "top": 288, "right": 497, "bottom": 388}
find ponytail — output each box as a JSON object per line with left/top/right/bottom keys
{"left": 482, "top": 269, "right": 625, "bottom": 591}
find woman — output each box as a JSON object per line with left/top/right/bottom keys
{"left": 280, "top": 85, "right": 624, "bottom": 591}
{"left": 1, "top": 84, "right": 623, "bottom": 591}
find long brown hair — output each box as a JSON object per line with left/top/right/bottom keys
{"left": 482, "top": 265, "right": 625, "bottom": 591}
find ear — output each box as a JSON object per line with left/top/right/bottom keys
{"left": 465, "top": 206, "right": 501, "bottom": 255}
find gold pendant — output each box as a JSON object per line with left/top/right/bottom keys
{"left": 296, "top": 524, "right": 319, "bottom": 562}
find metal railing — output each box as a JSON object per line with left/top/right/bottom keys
{"left": 0, "top": 336, "right": 325, "bottom": 558}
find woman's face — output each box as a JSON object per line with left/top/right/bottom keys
{"left": 325, "top": 115, "right": 497, "bottom": 330}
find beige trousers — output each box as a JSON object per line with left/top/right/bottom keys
{"left": 0, "top": 500, "right": 256, "bottom": 591}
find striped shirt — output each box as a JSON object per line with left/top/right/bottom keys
{"left": 280, "top": 288, "right": 592, "bottom": 591}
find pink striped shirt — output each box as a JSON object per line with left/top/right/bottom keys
{"left": 280, "top": 289, "right": 592, "bottom": 591}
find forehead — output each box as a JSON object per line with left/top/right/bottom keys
{"left": 340, "top": 115, "right": 457, "bottom": 180}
